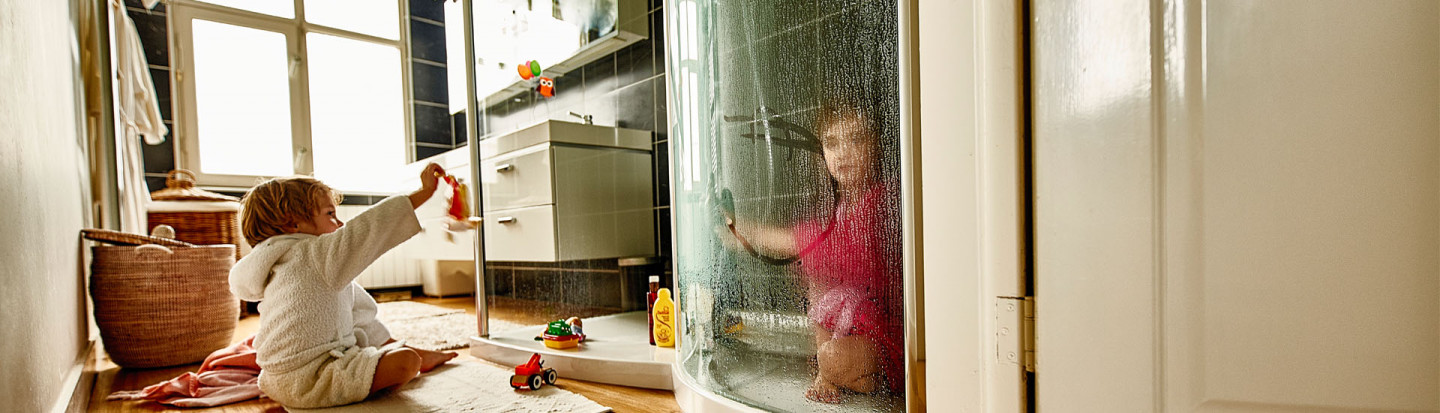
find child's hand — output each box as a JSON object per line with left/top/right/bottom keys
{"left": 409, "top": 163, "right": 446, "bottom": 208}
{"left": 714, "top": 223, "right": 742, "bottom": 251}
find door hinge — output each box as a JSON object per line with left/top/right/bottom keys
{"left": 997, "top": 296, "right": 1035, "bottom": 373}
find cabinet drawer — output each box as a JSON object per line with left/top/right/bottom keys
{"left": 482, "top": 205, "right": 557, "bottom": 262}
{"left": 480, "top": 145, "right": 553, "bottom": 211}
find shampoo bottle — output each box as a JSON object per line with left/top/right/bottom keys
{"left": 647, "top": 276, "right": 659, "bottom": 345}
{"left": 652, "top": 288, "right": 676, "bottom": 347}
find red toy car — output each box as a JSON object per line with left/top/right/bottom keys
{"left": 509, "top": 353, "right": 558, "bottom": 390}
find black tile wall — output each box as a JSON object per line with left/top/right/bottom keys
{"left": 408, "top": 0, "right": 444, "bottom": 22}
{"left": 650, "top": 8, "right": 665, "bottom": 68}
{"left": 144, "top": 176, "right": 166, "bottom": 193}
{"left": 408, "top": 5, "right": 457, "bottom": 161}
{"left": 129, "top": 9, "right": 168, "bottom": 67}
{"left": 128, "top": 5, "right": 174, "bottom": 193}
{"left": 409, "top": 20, "right": 447, "bottom": 63}
{"left": 582, "top": 54, "right": 618, "bottom": 99}
{"left": 485, "top": 267, "right": 513, "bottom": 296}
{"left": 655, "top": 207, "right": 672, "bottom": 259}
{"left": 413, "top": 103, "right": 453, "bottom": 145}
{"left": 410, "top": 62, "right": 449, "bottom": 104}
{"left": 415, "top": 145, "right": 449, "bottom": 160}
{"left": 653, "top": 140, "right": 669, "bottom": 207}
{"left": 617, "top": 39, "right": 654, "bottom": 86}
{"left": 653, "top": 77, "right": 668, "bottom": 133}
{"left": 141, "top": 130, "right": 175, "bottom": 174}
{"left": 615, "top": 81, "right": 655, "bottom": 131}
{"left": 451, "top": 110, "right": 468, "bottom": 146}
{"left": 124, "top": 0, "right": 165, "bottom": 13}
{"left": 148, "top": 68, "right": 171, "bottom": 121}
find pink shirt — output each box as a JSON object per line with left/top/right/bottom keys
{"left": 795, "top": 182, "right": 903, "bottom": 391}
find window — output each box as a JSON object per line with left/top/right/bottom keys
{"left": 172, "top": 0, "right": 409, "bottom": 193}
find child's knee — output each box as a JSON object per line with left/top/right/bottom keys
{"left": 371, "top": 348, "right": 422, "bottom": 393}
{"left": 390, "top": 348, "right": 423, "bottom": 374}
{"left": 817, "top": 336, "right": 880, "bottom": 375}
{"left": 377, "top": 348, "right": 422, "bottom": 379}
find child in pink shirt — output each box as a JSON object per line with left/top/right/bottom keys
{"left": 720, "top": 98, "right": 902, "bottom": 403}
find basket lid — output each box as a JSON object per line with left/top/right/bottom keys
{"left": 81, "top": 228, "right": 197, "bottom": 247}
{"left": 150, "top": 170, "right": 240, "bottom": 202}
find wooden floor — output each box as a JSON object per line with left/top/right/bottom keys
{"left": 86, "top": 296, "right": 681, "bottom": 413}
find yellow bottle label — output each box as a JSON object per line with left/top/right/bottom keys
{"left": 652, "top": 288, "right": 676, "bottom": 347}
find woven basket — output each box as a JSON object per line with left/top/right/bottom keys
{"left": 86, "top": 230, "right": 238, "bottom": 368}
{"left": 148, "top": 170, "right": 243, "bottom": 259}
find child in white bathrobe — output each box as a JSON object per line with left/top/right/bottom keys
{"left": 229, "top": 163, "right": 457, "bottom": 409}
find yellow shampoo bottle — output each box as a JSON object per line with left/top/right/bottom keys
{"left": 652, "top": 288, "right": 677, "bottom": 347}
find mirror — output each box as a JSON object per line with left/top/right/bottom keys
{"left": 440, "top": 0, "right": 646, "bottom": 138}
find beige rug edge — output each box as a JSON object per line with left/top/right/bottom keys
{"left": 285, "top": 359, "right": 612, "bottom": 413}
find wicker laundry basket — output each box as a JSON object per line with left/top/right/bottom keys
{"left": 85, "top": 229, "right": 238, "bottom": 368}
{"left": 147, "top": 170, "right": 244, "bottom": 259}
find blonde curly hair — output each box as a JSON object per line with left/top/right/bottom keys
{"left": 239, "top": 176, "right": 342, "bottom": 246}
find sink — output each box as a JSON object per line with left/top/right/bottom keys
{"left": 479, "top": 119, "right": 651, "bottom": 159}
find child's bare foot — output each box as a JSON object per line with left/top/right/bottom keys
{"left": 806, "top": 377, "right": 845, "bottom": 404}
{"left": 410, "top": 347, "right": 458, "bottom": 372}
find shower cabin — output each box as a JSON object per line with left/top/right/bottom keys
{"left": 662, "top": 0, "right": 911, "bottom": 411}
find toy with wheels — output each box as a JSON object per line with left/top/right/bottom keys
{"left": 509, "top": 353, "right": 558, "bottom": 390}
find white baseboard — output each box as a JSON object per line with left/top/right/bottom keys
{"left": 52, "top": 340, "right": 96, "bottom": 413}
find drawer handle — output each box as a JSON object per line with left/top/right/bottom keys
{"left": 494, "top": 164, "right": 514, "bottom": 172}
{"left": 496, "top": 217, "right": 516, "bottom": 224}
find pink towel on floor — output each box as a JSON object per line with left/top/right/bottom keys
{"left": 107, "top": 336, "right": 265, "bottom": 407}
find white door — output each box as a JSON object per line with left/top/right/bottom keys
{"left": 1033, "top": 0, "right": 1439, "bottom": 411}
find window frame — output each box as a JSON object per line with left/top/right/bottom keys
{"left": 170, "top": 0, "right": 414, "bottom": 191}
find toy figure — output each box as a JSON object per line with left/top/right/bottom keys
{"left": 564, "top": 316, "right": 584, "bottom": 337}
{"left": 441, "top": 175, "right": 470, "bottom": 222}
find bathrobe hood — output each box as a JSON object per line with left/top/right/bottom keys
{"left": 229, "top": 234, "right": 308, "bottom": 302}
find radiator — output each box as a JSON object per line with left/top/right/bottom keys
{"left": 336, "top": 205, "right": 423, "bottom": 289}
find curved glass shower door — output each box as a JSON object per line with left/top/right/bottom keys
{"left": 664, "top": 0, "right": 904, "bottom": 410}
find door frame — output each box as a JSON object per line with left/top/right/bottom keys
{"left": 914, "top": 0, "right": 1029, "bottom": 411}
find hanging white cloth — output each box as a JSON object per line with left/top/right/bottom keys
{"left": 111, "top": 0, "right": 168, "bottom": 234}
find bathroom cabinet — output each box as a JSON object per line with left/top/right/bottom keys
{"left": 479, "top": 120, "right": 654, "bottom": 262}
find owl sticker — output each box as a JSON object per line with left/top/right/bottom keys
{"left": 537, "top": 77, "right": 555, "bottom": 98}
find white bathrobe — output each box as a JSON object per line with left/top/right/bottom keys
{"left": 229, "top": 196, "right": 420, "bottom": 408}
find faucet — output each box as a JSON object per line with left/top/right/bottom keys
{"left": 568, "top": 111, "right": 593, "bottom": 125}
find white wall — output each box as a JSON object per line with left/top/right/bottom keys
{"left": 0, "top": 1, "right": 96, "bottom": 412}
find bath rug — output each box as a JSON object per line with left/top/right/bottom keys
{"left": 286, "top": 359, "right": 611, "bottom": 413}
{"left": 377, "top": 301, "right": 526, "bottom": 351}
{"left": 376, "top": 300, "right": 465, "bottom": 321}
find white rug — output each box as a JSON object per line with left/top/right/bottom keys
{"left": 287, "top": 360, "right": 611, "bottom": 413}
{"left": 376, "top": 301, "right": 526, "bottom": 351}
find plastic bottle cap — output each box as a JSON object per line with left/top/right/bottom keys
{"left": 649, "top": 275, "right": 659, "bottom": 283}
